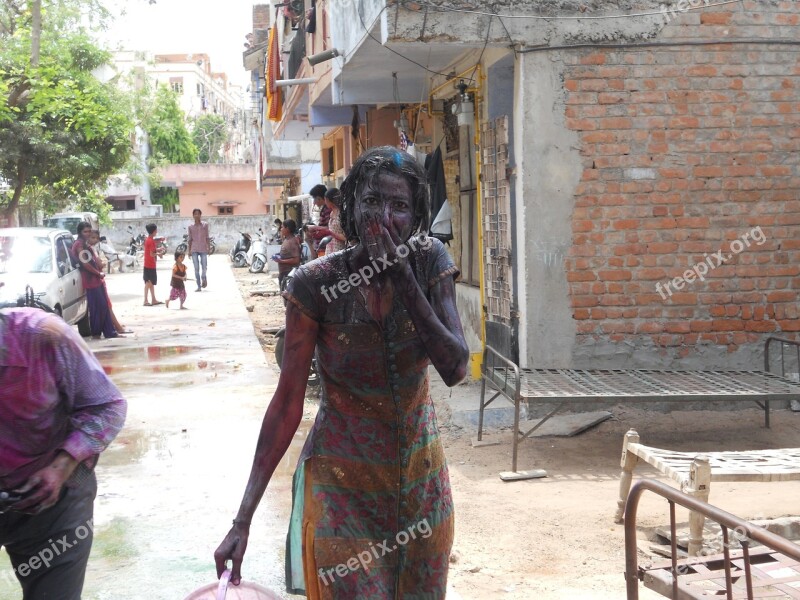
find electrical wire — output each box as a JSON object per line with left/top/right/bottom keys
{"left": 403, "top": 0, "right": 745, "bottom": 21}
{"left": 412, "top": 47, "right": 434, "bottom": 144}
{"left": 355, "top": 6, "right": 453, "bottom": 77}
{"left": 353, "top": 3, "right": 496, "bottom": 100}
{"left": 464, "top": 14, "right": 493, "bottom": 87}
{"left": 519, "top": 38, "right": 800, "bottom": 53}
{"left": 495, "top": 12, "right": 517, "bottom": 57}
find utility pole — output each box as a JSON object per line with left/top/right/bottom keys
{"left": 31, "top": 0, "right": 41, "bottom": 67}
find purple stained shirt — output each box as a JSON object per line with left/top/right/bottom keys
{"left": 187, "top": 221, "right": 210, "bottom": 254}
{"left": 0, "top": 308, "right": 127, "bottom": 489}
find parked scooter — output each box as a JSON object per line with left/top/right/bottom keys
{"left": 230, "top": 232, "right": 252, "bottom": 268}
{"left": 229, "top": 229, "right": 267, "bottom": 272}
{"left": 247, "top": 229, "right": 268, "bottom": 273}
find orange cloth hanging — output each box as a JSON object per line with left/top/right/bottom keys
{"left": 266, "top": 22, "right": 283, "bottom": 122}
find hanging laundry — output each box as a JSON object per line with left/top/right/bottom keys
{"left": 426, "top": 147, "right": 453, "bottom": 243}
{"left": 306, "top": 0, "right": 317, "bottom": 34}
{"left": 266, "top": 22, "right": 283, "bottom": 122}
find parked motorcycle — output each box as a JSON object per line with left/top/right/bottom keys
{"left": 126, "top": 226, "right": 144, "bottom": 259}
{"left": 0, "top": 285, "right": 55, "bottom": 313}
{"left": 154, "top": 236, "right": 168, "bottom": 257}
{"left": 177, "top": 235, "right": 216, "bottom": 255}
{"left": 229, "top": 229, "right": 267, "bottom": 272}
{"left": 230, "top": 232, "right": 252, "bottom": 268}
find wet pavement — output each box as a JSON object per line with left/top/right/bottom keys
{"left": 0, "top": 255, "right": 304, "bottom": 599}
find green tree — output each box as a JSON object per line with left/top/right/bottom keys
{"left": 192, "top": 113, "right": 228, "bottom": 163}
{"left": 144, "top": 84, "right": 196, "bottom": 212}
{"left": 0, "top": 1, "right": 133, "bottom": 225}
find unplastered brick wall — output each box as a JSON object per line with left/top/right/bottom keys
{"left": 563, "top": 1, "right": 800, "bottom": 361}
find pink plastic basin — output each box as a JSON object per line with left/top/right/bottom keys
{"left": 183, "top": 570, "right": 283, "bottom": 600}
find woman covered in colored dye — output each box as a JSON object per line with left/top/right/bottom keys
{"left": 215, "top": 146, "right": 469, "bottom": 599}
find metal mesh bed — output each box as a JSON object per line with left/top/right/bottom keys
{"left": 499, "top": 368, "right": 800, "bottom": 401}
{"left": 478, "top": 337, "right": 800, "bottom": 476}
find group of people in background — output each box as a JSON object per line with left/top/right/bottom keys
{"left": 272, "top": 184, "right": 347, "bottom": 289}
{"left": 68, "top": 209, "right": 212, "bottom": 336}
{"left": 72, "top": 191, "right": 353, "bottom": 332}
{"left": 142, "top": 208, "right": 210, "bottom": 310}
{"left": 306, "top": 184, "right": 346, "bottom": 256}
{"left": 145, "top": 208, "right": 211, "bottom": 309}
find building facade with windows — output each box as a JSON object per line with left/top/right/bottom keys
{"left": 111, "top": 51, "right": 249, "bottom": 163}
{"left": 262, "top": 0, "right": 800, "bottom": 375}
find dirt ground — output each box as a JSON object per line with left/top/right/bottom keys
{"left": 233, "top": 266, "right": 800, "bottom": 600}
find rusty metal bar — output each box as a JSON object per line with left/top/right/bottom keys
{"left": 624, "top": 479, "right": 800, "bottom": 600}
{"left": 721, "top": 526, "right": 733, "bottom": 599}
{"left": 742, "top": 539, "right": 754, "bottom": 598}
{"left": 669, "top": 501, "right": 678, "bottom": 599}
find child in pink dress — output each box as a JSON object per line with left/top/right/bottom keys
{"left": 166, "top": 251, "right": 188, "bottom": 309}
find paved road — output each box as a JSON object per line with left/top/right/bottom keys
{"left": 0, "top": 255, "right": 303, "bottom": 599}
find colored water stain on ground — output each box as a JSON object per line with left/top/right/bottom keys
{"left": 92, "top": 517, "right": 139, "bottom": 560}
{"left": 94, "top": 346, "right": 195, "bottom": 362}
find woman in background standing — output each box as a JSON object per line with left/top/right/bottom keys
{"left": 71, "top": 223, "right": 117, "bottom": 339}
{"left": 323, "top": 187, "right": 346, "bottom": 255}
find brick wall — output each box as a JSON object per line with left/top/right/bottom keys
{"left": 563, "top": 2, "right": 800, "bottom": 359}
{"left": 252, "top": 4, "right": 271, "bottom": 44}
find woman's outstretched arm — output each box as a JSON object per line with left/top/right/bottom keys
{"left": 214, "top": 303, "right": 318, "bottom": 584}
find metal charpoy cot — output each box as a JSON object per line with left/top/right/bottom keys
{"left": 477, "top": 333, "right": 800, "bottom": 480}
{"left": 625, "top": 479, "right": 800, "bottom": 600}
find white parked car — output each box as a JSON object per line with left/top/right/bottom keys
{"left": 0, "top": 227, "right": 90, "bottom": 334}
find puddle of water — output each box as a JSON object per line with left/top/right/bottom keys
{"left": 101, "top": 362, "right": 223, "bottom": 375}
{"left": 93, "top": 346, "right": 195, "bottom": 362}
{"left": 73, "top": 422, "right": 311, "bottom": 599}
{"left": 94, "top": 345, "right": 245, "bottom": 388}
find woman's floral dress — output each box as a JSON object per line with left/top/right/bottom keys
{"left": 283, "top": 236, "right": 458, "bottom": 600}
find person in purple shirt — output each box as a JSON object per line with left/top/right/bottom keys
{"left": 187, "top": 208, "right": 210, "bottom": 292}
{"left": 0, "top": 304, "right": 127, "bottom": 600}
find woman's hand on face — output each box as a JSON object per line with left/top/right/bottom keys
{"left": 362, "top": 214, "right": 413, "bottom": 280}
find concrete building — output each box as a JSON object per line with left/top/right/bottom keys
{"left": 110, "top": 51, "right": 249, "bottom": 163}
{"left": 258, "top": 0, "right": 800, "bottom": 374}
{"left": 159, "top": 163, "right": 285, "bottom": 217}
{"left": 96, "top": 51, "right": 255, "bottom": 218}
{"left": 243, "top": 4, "right": 322, "bottom": 224}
